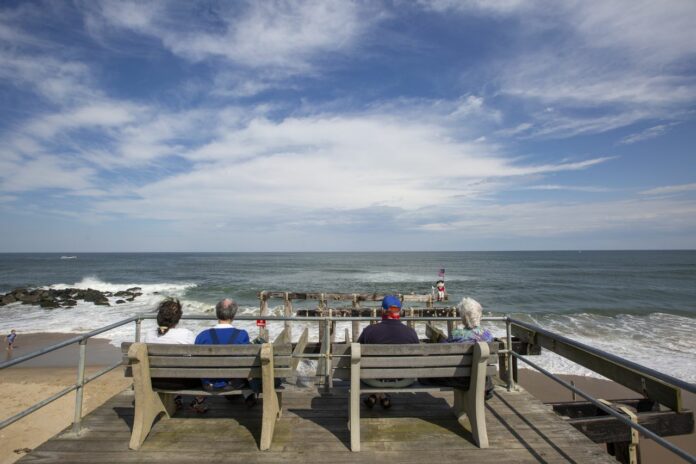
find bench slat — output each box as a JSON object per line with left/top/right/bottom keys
{"left": 359, "top": 343, "right": 498, "bottom": 356}
{"left": 124, "top": 367, "right": 293, "bottom": 378}
{"left": 332, "top": 354, "right": 475, "bottom": 369}
{"left": 147, "top": 355, "right": 292, "bottom": 369}
{"left": 122, "top": 342, "right": 292, "bottom": 356}
{"left": 333, "top": 364, "right": 497, "bottom": 380}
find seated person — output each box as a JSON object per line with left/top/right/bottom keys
{"left": 144, "top": 297, "right": 195, "bottom": 344}
{"left": 194, "top": 298, "right": 259, "bottom": 409}
{"left": 357, "top": 295, "right": 419, "bottom": 409}
{"left": 144, "top": 298, "right": 197, "bottom": 409}
{"left": 424, "top": 297, "right": 495, "bottom": 400}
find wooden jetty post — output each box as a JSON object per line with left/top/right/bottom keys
{"left": 259, "top": 291, "right": 269, "bottom": 341}
{"left": 351, "top": 294, "right": 359, "bottom": 341}
{"left": 283, "top": 292, "right": 292, "bottom": 340}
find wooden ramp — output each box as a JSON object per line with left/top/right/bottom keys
{"left": 18, "top": 383, "right": 616, "bottom": 464}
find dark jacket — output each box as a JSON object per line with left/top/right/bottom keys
{"left": 357, "top": 320, "right": 419, "bottom": 344}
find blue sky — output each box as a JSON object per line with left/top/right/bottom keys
{"left": 1, "top": 0, "right": 695, "bottom": 252}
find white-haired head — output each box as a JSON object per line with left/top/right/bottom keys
{"left": 458, "top": 297, "right": 483, "bottom": 329}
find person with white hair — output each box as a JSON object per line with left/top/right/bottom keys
{"left": 421, "top": 297, "right": 495, "bottom": 400}
{"left": 450, "top": 297, "right": 493, "bottom": 343}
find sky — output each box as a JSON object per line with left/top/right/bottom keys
{"left": 1, "top": 0, "right": 696, "bottom": 252}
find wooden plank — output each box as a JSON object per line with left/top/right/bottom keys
{"left": 147, "top": 355, "right": 261, "bottom": 367}
{"left": 565, "top": 410, "right": 694, "bottom": 443}
{"left": 333, "top": 355, "right": 474, "bottom": 369}
{"left": 126, "top": 367, "right": 293, "bottom": 378}
{"left": 333, "top": 365, "right": 498, "bottom": 379}
{"left": 512, "top": 325, "right": 682, "bottom": 411}
{"left": 360, "top": 344, "right": 475, "bottom": 355}
{"left": 147, "top": 355, "right": 291, "bottom": 369}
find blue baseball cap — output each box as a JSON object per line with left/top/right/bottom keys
{"left": 382, "top": 295, "right": 402, "bottom": 310}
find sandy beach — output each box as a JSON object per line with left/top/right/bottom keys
{"left": 0, "top": 334, "right": 130, "bottom": 464}
{"left": 1, "top": 333, "right": 693, "bottom": 464}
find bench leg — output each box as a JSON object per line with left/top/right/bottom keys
{"left": 349, "top": 385, "right": 360, "bottom": 451}
{"left": 453, "top": 388, "right": 489, "bottom": 448}
{"left": 260, "top": 390, "right": 279, "bottom": 451}
{"left": 129, "top": 390, "right": 168, "bottom": 450}
{"left": 161, "top": 393, "right": 177, "bottom": 418}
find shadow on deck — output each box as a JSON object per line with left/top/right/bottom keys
{"left": 18, "top": 384, "right": 615, "bottom": 463}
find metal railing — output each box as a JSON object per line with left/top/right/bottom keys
{"left": 507, "top": 317, "right": 696, "bottom": 464}
{"left": 0, "top": 315, "right": 140, "bottom": 433}
{"left": 1, "top": 312, "right": 694, "bottom": 463}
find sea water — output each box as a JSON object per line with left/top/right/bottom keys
{"left": 0, "top": 251, "right": 694, "bottom": 382}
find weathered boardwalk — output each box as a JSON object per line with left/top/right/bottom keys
{"left": 18, "top": 383, "right": 615, "bottom": 463}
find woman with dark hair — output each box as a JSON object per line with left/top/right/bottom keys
{"left": 144, "top": 298, "right": 194, "bottom": 344}
{"left": 143, "top": 298, "right": 197, "bottom": 411}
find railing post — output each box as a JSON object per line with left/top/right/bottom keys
{"left": 72, "top": 338, "right": 87, "bottom": 434}
{"left": 135, "top": 317, "right": 142, "bottom": 342}
{"left": 351, "top": 294, "right": 359, "bottom": 341}
{"left": 324, "top": 317, "right": 332, "bottom": 392}
{"left": 506, "top": 318, "right": 515, "bottom": 392}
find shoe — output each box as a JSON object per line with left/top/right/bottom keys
{"left": 363, "top": 394, "right": 377, "bottom": 409}
{"left": 244, "top": 394, "right": 257, "bottom": 408}
{"left": 380, "top": 396, "right": 392, "bottom": 409}
{"left": 174, "top": 395, "right": 183, "bottom": 410}
{"left": 189, "top": 398, "right": 208, "bottom": 413}
{"left": 485, "top": 389, "right": 494, "bottom": 401}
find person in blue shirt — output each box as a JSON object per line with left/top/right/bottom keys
{"left": 193, "top": 298, "right": 259, "bottom": 411}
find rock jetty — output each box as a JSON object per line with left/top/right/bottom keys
{"left": 0, "top": 287, "right": 143, "bottom": 309}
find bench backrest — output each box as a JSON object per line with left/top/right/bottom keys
{"left": 331, "top": 342, "right": 498, "bottom": 380}
{"left": 122, "top": 342, "right": 293, "bottom": 379}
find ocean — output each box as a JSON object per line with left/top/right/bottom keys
{"left": 1, "top": 251, "right": 694, "bottom": 382}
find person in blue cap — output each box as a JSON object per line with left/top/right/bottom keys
{"left": 357, "top": 295, "right": 419, "bottom": 408}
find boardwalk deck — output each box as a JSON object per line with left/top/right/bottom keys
{"left": 18, "top": 382, "right": 616, "bottom": 464}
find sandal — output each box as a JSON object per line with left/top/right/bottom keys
{"left": 363, "top": 394, "right": 377, "bottom": 409}
{"left": 380, "top": 395, "right": 392, "bottom": 409}
{"left": 189, "top": 398, "right": 208, "bottom": 414}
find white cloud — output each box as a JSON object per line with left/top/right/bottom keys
{"left": 0, "top": 156, "right": 95, "bottom": 192}
{"left": 524, "top": 184, "right": 611, "bottom": 193}
{"left": 86, "top": 0, "right": 378, "bottom": 73}
{"left": 619, "top": 123, "right": 678, "bottom": 145}
{"left": 88, "top": 109, "right": 610, "bottom": 225}
{"left": 414, "top": 198, "right": 696, "bottom": 237}
{"left": 446, "top": 0, "right": 696, "bottom": 138}
{"left": 640, "top": 183, "right": 696, "bottom": 196}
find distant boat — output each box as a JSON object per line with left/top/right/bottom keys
{"left": 60, "top": 256, "right": 77, "bottom": 260}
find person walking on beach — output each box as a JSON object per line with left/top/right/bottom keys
{"left": 357, "top": 295, "right": 419, "bottom": 409}
{"left": 6, "top": 329, "right": 17, "bottom": 351}
{"left": 194, "top": 298, "right": 259, "bottom": 410}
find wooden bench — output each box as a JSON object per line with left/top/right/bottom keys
{"left": 332, "top": 341, "right": 499, "bottom": 451}
{"left": 122, "top": 329, "right": 300, "bottom": 451}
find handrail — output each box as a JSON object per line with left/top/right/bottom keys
{"left": 0, "top": 315, "right": 140, "bottom": 433}
{"left": 513, "top": 351, "right": 696, "bottom": 464}
{"left": 508, "top": 317, "right": 696, "bottom": 394}
{"left": 0, "top": 315, "right": 140, "bottom": 370}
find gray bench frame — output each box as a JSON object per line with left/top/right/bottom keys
{"left": 332, "top": 341, "right": 498, "bottom": 451}
{"left": 122, "top": 328, "right": 303, "bottom": 451}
